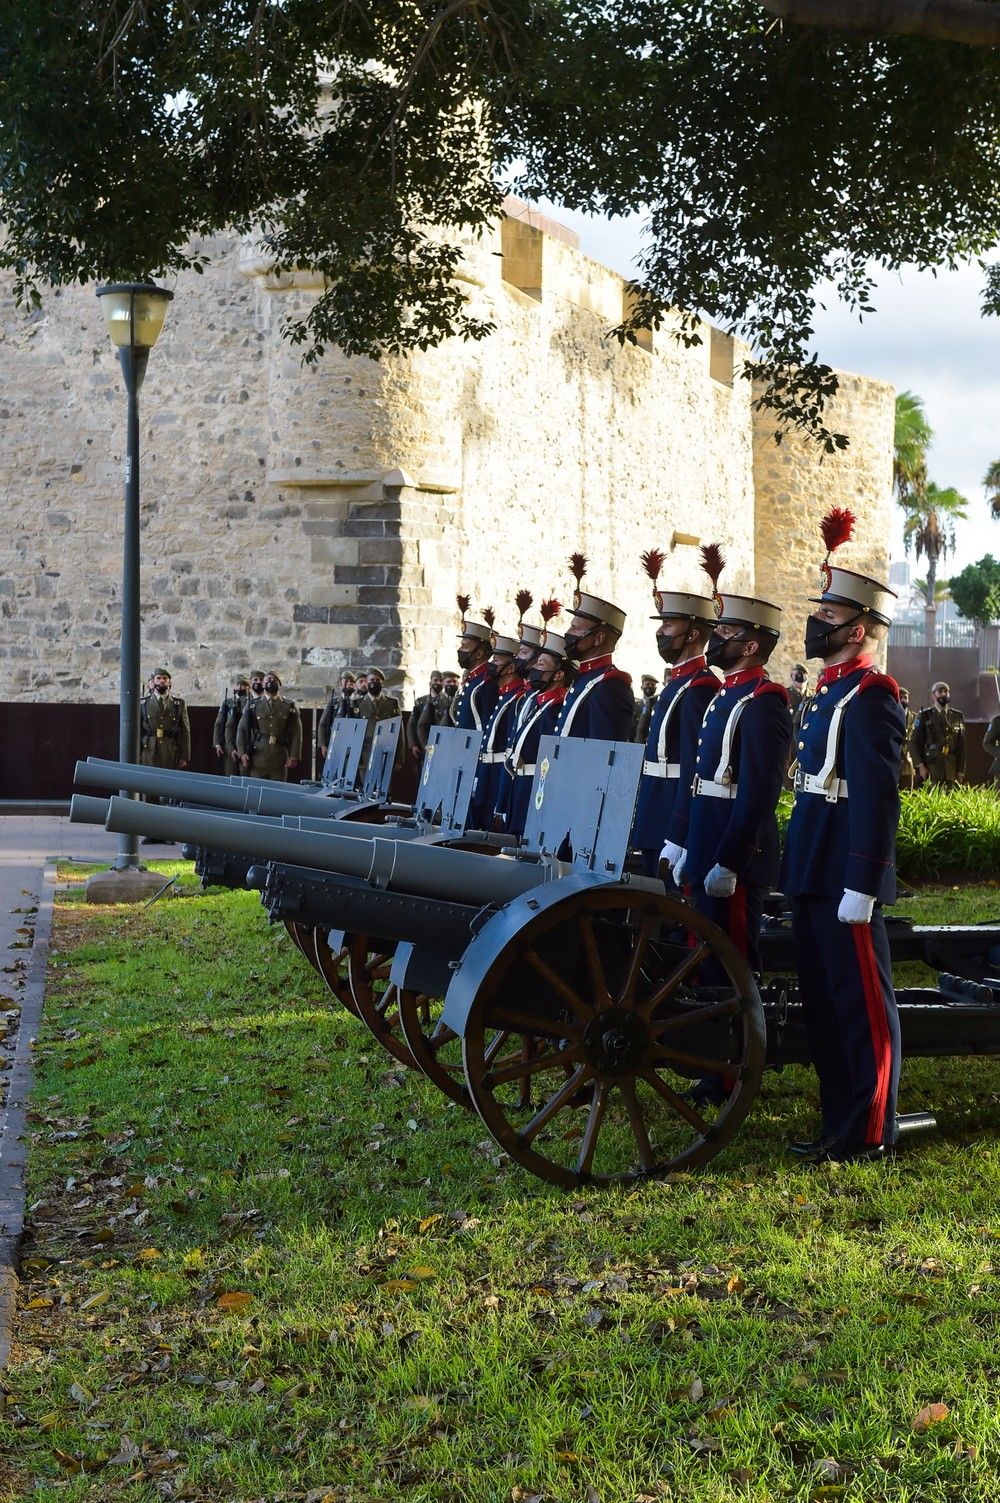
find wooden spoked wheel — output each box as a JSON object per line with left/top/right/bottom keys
{"left": 283, "top": 919, "right": 314, "bottom": 962}
{"left": 346, "top": 935, "right": 422, "bottom": 1070}
{"left": 398, "top": 994, "right": 471, "bottom": 1106}
{"left": 399, "top": 992, "right": 547, "bottom": 1111}
{"left": 460, "top": 886, "right": 765, "bottom": 1188}
{"left": 310, "top": 928, "right": 360, "bottom": 1019}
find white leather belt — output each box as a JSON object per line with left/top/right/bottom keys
{"left": 480, "top": 749, "right": 508, "bottom": 764}
{"left": 643, "top": 760, "right": 681, "bottom": 779}
{"left": 795, "top": 769, "right": 849, "bottom": 801}
{"left": 515, "top": 763, "right": 536, "bottom": 777}
{"left": 692, "top": 776, "right": 737, "bottom": 800}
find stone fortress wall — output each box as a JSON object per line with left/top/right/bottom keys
{"left": 0, "top": 202, "right": 894, "bottom": 710}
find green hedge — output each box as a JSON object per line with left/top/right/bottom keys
{"left": 776, "top": 785, "right": 1000, "bottom": 883}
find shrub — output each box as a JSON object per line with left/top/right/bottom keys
{"left": 777, "top": 785, "right": 1000, "bottom": 883}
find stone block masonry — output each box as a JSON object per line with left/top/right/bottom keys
{"left": 0, "top": 212, "right": 893, "bottom": 711}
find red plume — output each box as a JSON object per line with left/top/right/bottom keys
{"left": 514, "top": 588, "right": 533, "bottom": 621}
{"left": 568, "top": 552, "right": 587, "bottom": 585}
{"left": 641, "top": 548, "right": 666, "bottom": 583}
{"left": 540, "top": 597, "right": 562, "bottom": 623}
{"left": 820, "top": 506, "right": 855, "bottom": 559}
{"left": 482, "top": 605, "right": 495, "bottom": 628}
{"left": 700, "top": 543, "right": 725, "bottom": 590}
{"left": 456, "top": 593, "right": 470, "bottom": 617}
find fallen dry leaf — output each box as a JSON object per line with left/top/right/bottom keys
{"left": 216, "top": 1291, "right": 254, "bottom": 1313}
{"left": 913, "top": 1402, "right": 950, "bottom": 1433}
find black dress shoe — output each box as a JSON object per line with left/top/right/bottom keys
{"left": 803, "top": 1141, "right": 895, "bottom": 1165}
{"left": 788, "top": 1134, "right": 835, "bottom": 1157}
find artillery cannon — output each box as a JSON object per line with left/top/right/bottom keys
{"left": 71, "top": 736, "right": 1000, "bottom": 1189}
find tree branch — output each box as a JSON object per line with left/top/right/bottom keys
{"left": 758, "top": 0, "right": 1000, "bottom": 46}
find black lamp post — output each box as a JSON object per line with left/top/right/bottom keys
{"left": 96, "top": 282, "right": 174, "bottom": 872}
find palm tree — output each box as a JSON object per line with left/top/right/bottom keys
{"left": 912, "top": 578, "right": 951, "bottom": 610}
{"left": 984, "top": 459, "right": 1000, "bottom": 521}
{"left": 894, "top": 391, "right": 933, "bottom": 507}
{"left": 901, "top": 482, "right": 969, "bottom": 604}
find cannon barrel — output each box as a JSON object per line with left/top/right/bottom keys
{"left": 73, "top": 760, "right": 353, "bottom": 818}
{"left": 84, "top": 795, "right": 545, "bottom": 907}
{"left": 83, "top": 756, "right": 326, "bottom": 796}
{"left": 70, "top": 794, "right": 409, "bottom": 847}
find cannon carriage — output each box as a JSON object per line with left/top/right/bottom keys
{"left": 72, "top": 735, "right": 1000, "bottom": 1188}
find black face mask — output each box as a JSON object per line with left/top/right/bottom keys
{"left": 563, "top": 629, "right": 595, "bottom": 663}
{"left": 456, "top": 647, "right": 477, "bottom": 671}
{"left": 443, "top": 683, "right": 458, "bottom": 697}
{"left": 251, "top": 682, "right": 264, "bottom": 694}
{"left": 484, "top": 659, "right": 508, "bottom": 681}
{"left": 528, "top": 666, "right": 553, "bottom": 690}
{"left": 804, "top": 611, "right": 862, "bottom": 662}
{"left": 263, "top": 680, "right": 279, "bottom": 695}
{"left": 706, "top": 631, "right": 745, "bottom": 671}
{"left": 369, "top": 682, "right": 382, "bottom": 697}
{"left": 935, "top": 694, "right": 950, "bottom": 706}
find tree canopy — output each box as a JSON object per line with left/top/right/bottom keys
{"left": 3, "top": 1, "right": 1000, "bottom": 445}
{"left": 949, "top": 554, "right": 1000, "bottom": 626}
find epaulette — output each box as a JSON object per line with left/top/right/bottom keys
{"left": 752, "top": 681, "right": 789, "bottom": 703}
{"left": 857, "top": 670, "right": 899, "bottom": 701}
{"left": 604, "top": 667, "right": 633, "bottom": 685}
{"left": 692, "top": 671, "right": 721, "bottom": 690}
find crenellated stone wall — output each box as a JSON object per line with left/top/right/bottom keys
{"left": 0, "top": 206, "right": 894, "bottom": 712}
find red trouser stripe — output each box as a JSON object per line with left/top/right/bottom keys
{"left": 852, "top": 922, "right": 891, "bottom": 1143}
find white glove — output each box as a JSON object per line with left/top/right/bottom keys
{"left": 659, "top": 840, "right": 685, "bottom": 870}
{"left": 838, "top": 889, "right": 875, "bottom": 925}
{"left": 672, "top": 849, "right": 688, "bottom": 885}
{"left": 704, "top": 863, "right": 738, "bottom": 898}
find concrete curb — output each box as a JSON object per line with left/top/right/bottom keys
{"left": 0, "top": 858, "right": 56, "bottom": 1370}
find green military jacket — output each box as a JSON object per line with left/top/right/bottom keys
{"left": 225, "top": 691, "right": 260, "bottom": 756}
{"left": 139, "top": 691, "right": 191, "bottom": 768}
{"left": 213, "top": 693, "right": 249, "bottom": 756}
{"left": 236, "top": 693, "right": 303, "bottom": 773}
{"left": 910, "top": 703, "right": 966, "bottom": 781}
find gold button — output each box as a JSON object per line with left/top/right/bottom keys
{"left": 820, "top": 686, "right": 829, "bottom": 694}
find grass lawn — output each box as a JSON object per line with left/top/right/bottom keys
{"left": 1, "top": 870, "right": 999, "bottom": 1502}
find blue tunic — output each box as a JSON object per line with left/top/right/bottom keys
{"left": 453, "top": 662, "right": 499, "bottom": 734}
{"left": 501, "top": 691, "right": 566, "bottom": 838}
{"left": 684, "top": 670, "right": 792, "bottom": 888}
{"left": 469, "top": 683, "right": 525, "bottom": 830}
{"left": 551, "top": 658, "right": 635, "bottom": 742}
{"left": 631, "top": 658, "right": 718, "bottom": 854}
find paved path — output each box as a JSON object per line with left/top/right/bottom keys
{"left": 0, "top": 816, "right": 123, "bottom": 1365}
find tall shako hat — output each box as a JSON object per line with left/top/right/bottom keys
{"left": 705, "top": 541, "right": 783, "bottom": 636}
{"left": 811, "top": 506, "right": 898, "bottom": 626}
{"left": 642, "top": 547, "right": 718, "bottom": 624}
{"left": 568, "top": 552, "right": 627, "bottom": 634}
{"left": 456, "top": 593, "right": 493, "bottom": 645}
{"left": 537, "top": 597, "right": 568, "bottom": 659}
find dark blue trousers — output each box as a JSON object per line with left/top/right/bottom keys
{"left": 791, "top": 897, "right": 900, "bottom": 1147}
{"left": 692, "top": 883, "right": 765, "bottom": 978}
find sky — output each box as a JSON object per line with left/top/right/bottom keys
{"left": 526, "top": 199, "right": 999, "bottom": 580}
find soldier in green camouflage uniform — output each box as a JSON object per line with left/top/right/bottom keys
{"left": 910, "top": 681, "right": 966, "bottom": 789}
{"left": 226, "top": 670, "right": 264, "bottom": 762}
{"left": 140, "top": 669, "right": 191, "bottom": 770}
{"left": 236, "top": 671, "right": 302, "bottom": 781}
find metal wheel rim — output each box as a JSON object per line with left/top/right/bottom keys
{"left": 346, "top": 934, "right": 420, "bottom": 1070}
{"left": 311, "top": 928, "right": 360, "bottom": 1018}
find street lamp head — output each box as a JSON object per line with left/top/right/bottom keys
{"left": 96, "top": 282, "right": 174, "bottom": 350}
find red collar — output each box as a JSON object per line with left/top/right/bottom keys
{"left": 537, "top": 686, "right": 567, "bottom": 706}
{"left": 498, "top": 677, "right": 525, "bottom": 697}
{"left": 723, "top": 666, "right": 765, "bottom": 689}
{"left": 672, "top": 654, "right": 707, "bottom": 681}
{"left": 466, "top": 661, "right": 491, "bottom": 684}
{"left": 817, "top": 653, "right": 873, "bottom": 688}
{"left": 577, "top": 653, "right": 614, "bottom": 672}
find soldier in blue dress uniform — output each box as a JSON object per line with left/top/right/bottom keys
{"left": 469, "top": 628, "right": 525, "bottom": 830}
{"left": 630, "top": 546, "right": 721, "bottom": 878}
{"left": 664, "top": 554, "right": 791, "bottom": 981}
{"left": 782, "top": 508, "right": 904, "bottom": 1163}
{"left": 490, "top": 597, "right": 552, "bottom": 825}
{"left": 552, "top": 554, "right": 634, "bottom": 743}
{"left": 499, "top": 622, "right": 574, "bottom": 838}
{"left": 452, "top": 596, "right": 500, "bottom": 734}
